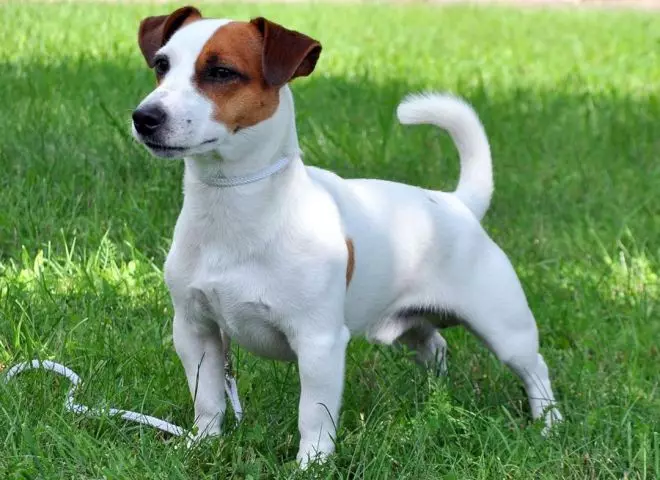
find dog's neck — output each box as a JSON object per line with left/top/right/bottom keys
{"left": 183, "top": 86, "right": 301, "bottom": 188}
{"left": 179, "top": 86, "right": 305, "bottom": 246}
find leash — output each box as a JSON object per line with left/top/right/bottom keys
{"left": 3, "top": 355, "right": 242, "bottom": 439}
{"left": 2, "top": 157, "right": 293, "bottom": 438}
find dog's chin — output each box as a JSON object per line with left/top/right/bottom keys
{"left": 143, "top": 142, "right": 190, "bottom": 159}
{"left": 140, "top": 139, "right": 219, "bottom": 159}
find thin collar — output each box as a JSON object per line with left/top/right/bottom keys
{"left": 200, "top": 156, "right": 294, "bottom": 188}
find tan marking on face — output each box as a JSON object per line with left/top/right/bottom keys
{"left": 194, "top": 22, "right": 279, "bottom": 132}
{"left": 346, "top": 238, "right": 355, "bottom": 287}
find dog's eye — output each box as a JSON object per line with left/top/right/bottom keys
{"left": 154, "top": 57, "right": 170, "bottom": 76}
{"left": 206, "top": 66, "right": 240, "bottom": 83}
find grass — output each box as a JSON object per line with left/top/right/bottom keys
{"left": 0, "top": 1, "right": 659, "bottom": 478}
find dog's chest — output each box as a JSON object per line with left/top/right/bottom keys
{"left": 167, "top": 250, "right": 296, "bottom": 361}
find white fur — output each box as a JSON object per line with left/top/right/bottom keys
{"left": 133, "top": 20, "right": 562, "bottom": 468}
{"left": 397, "top": 93, "right": 493, "bottom": 219}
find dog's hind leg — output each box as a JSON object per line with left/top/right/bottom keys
{"left": 395, "top": 319, "right": 448, "bottom": 376}
{"left": 450, "top": 242, "right": 563, "bottom": 433}
{"left": 369, "top": 315, "right": 448, "bottom": 375}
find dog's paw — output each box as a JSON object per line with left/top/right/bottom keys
{"left": 540, "top": 407, "right": 563, "bottom": 437}
{"left": 182, "top": 433, "right": 198, "bottom": 450}
{"left": 422, "top": 332, "right": 448, "bottom": 376}
{"left": 434, "top": 350, "right": 448, "bottom": 377}
{"left": 183, "top": 424, "right": 222, "bottom": 449}
{"left": 296, "top": 443, "right": 333, "bottom": 469}
{"left": 297, "top": 452, "right": 329, "bottom": 470}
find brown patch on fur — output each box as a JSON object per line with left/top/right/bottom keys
{"left": 345, "top": 238, "right": 355, "bottom": 287}
{"left": 194, "top": 22, "right": 280, "bottom": 131}
{"left": 249, "top": 17, "right": 322, "bottom": 87}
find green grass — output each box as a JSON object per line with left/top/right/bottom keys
{"left": 1, "top": 1, "right": 659, "bottom": 478}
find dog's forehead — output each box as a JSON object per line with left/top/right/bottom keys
{"left": 161, "top": 19, "right": 232, "bottom": 62}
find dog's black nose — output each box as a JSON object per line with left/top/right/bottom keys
{"left": 132, "top": 105, "right": 167, "bottom": 136}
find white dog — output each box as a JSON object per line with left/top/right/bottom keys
{"left": 132, "top": 6, "right": 562, "bottom": 466}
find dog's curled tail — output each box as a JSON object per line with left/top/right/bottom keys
{"left": 396, "top": 93, "right": 493, "bottom": 220}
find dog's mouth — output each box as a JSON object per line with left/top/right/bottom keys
{"left": 144, "top": 138, "right": 218, "bottom": 152}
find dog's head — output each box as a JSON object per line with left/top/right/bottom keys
{"left": 132, "top": 6, "right": 321, "bottom": 159}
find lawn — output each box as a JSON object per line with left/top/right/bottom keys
{"left": 0, "top": 1, "right": 659, "bottom": 478}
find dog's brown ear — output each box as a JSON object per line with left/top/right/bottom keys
{"left": 138, "top": 6, "right": 202, "bottom": 67}
{"left": 250, "top": 17, "right": 322, "bottom": 87}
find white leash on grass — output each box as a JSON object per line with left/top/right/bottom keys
{"left": 3, "top": 356, "right": 243, "bottom": 438}
{"left": 4, "top": 158, "right": 296, "bottom": 436}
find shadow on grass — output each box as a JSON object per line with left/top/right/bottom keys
{"left": 1, "top": 57, "right": 658, "bottom": 260}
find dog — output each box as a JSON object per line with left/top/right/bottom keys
{"left": 131, "top": 6, "right": 562, "bottom": 467}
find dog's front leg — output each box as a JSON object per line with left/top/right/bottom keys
{"left": 173, "top": 311, "right": 226, "bottom": 440}
{"left": 294, "top": 324, "right": 350, "bottom": 468}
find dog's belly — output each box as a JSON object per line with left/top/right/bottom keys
{"left": 307, "top": 165, "right": 478, "bottom": 336}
